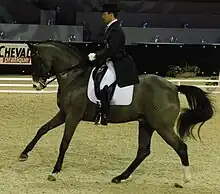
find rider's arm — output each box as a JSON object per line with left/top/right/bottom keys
{"left": 95, "top": 29, "right": 123, "bottom": 62}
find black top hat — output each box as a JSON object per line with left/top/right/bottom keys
{"left": 101, "top": 4, "right": 120, "bottom": 13}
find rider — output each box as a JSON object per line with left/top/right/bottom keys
{"left": 88, "top": 3, "right": 139, "bottom": 125}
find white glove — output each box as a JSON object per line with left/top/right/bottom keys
{"left": 88, "top": 53, "right": 96, "bottom": 61}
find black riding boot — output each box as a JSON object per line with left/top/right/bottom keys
{"left": 99, "top": 85, "right": 111, "bottom": 125}
{"left": 93, "top": 65, "right": 108, "bottom": 125}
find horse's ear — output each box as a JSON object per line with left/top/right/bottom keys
{"left": 27, "top": 43, "right": 35, "bottom": 50}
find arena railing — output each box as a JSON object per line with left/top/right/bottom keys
{"left": 0, "top": 77, "right": 219, "bottom": 93}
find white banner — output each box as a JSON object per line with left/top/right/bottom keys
{"left": 0, "top": 43, "right": 31, "bottom": 65}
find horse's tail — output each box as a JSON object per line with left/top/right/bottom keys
{"left": 176, "top": 85, "right": 214, "bottom": 141}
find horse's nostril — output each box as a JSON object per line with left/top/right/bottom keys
{"left": 33, "top": 84, "right": 36, "bottom": 88}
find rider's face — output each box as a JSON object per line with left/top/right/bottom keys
{"left": 102, "top": 12, "right": 113, "bottom": 24}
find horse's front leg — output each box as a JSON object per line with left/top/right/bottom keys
{"left": 47, "top": 113, "right": 81, "bottom": 181}
{"left": 19, "top": 111, "right": 65, "bottom": 161}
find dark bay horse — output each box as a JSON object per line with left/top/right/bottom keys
{"left": 19, "top": 40, "right": 214, "bottom": 187}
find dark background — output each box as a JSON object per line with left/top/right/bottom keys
{"left": 1, "top": 0, "right": 220, "bottom": 25}
{"left": 1, "top": 42, "right": 219, "bottom": 76}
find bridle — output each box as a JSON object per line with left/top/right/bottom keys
{"left": 31, "top": 49, "right": 84, "bottom": 89}
{"left": 43, "top": 65, "right": 82, "bottom": 88}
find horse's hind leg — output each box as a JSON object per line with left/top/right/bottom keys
{"left": 19, "top": 111, "right": 65, "bottom": 161}
{"left": 156, "top": 128, "right": 191, "bottom": 187}
{"left": 112, "top": 119, "right": 154, "bottom": 183}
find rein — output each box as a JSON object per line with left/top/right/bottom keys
{"left": 42, "top": 62, "right": 85, "bottom": 89}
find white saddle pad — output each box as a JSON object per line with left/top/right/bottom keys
{"left": 87, "top": 61, "right": 134, "bottom": 105}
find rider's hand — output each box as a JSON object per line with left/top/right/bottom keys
{"left": 88, "top": 53, "right": 96, "bottom": 61}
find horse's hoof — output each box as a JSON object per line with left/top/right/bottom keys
{"left": 174, "top": 183, "right": 183, "bottom": 188}
{"left": 18, "top": 153, "right": 28, "bottom": 162}
{"left": 47, "top": 174, "right": 56, "bottom": 181}
{"left": 111, "top": 177, "right": 121, "bottom": 184}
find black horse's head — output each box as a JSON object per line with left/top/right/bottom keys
{"left": 27, "top": 41, "right": 87, "bottom": 91}
{"left": 27, "top": 42, "right": 54, "bottom": 90}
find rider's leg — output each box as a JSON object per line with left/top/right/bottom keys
{"left": 99, "top": 85, "right": 110, "bottom": 125}
{"left": 99, "top": 82, "right": 116, "bottom": 125}
{"left": 93, "top": 65, "right": 108, "bottom": 124}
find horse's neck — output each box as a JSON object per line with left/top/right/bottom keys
{"left": 56, "top": 66, "right": 92, "bottom": 93}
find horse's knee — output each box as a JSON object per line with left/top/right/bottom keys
{"left": 36, "top": 127, "right": 48, "bottom": 136}
{"left": 137, "top": 146, "right": 151, "bottom": 159}
{"left": 143, "top": 149, "right": 150, "bottom": 158}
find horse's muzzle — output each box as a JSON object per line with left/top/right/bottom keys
{"left": 32, "top": 81, "right": 44, "bottom": 91}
